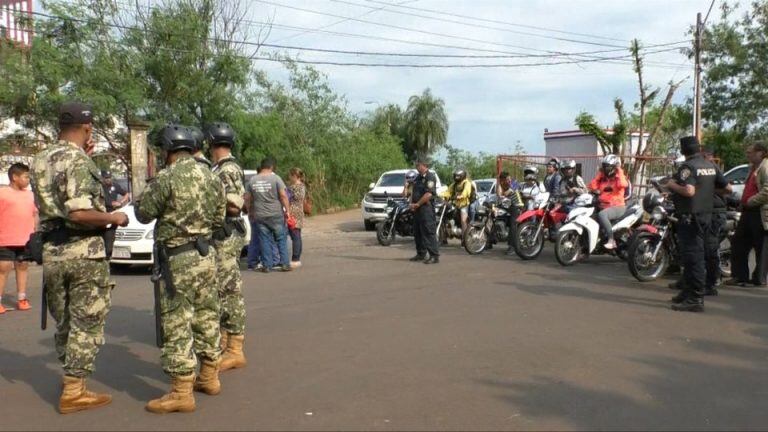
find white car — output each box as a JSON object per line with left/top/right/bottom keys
{"left": 361, "top": 169, "right": 445, "bottom": 231}
{"left": 724, "top": 164, "right": 748, "bottom": 199}
{"left": 473, "top": 178, "right": 497, "bottom": 203}
{"left": 112, "top": 204, "right": 252, "bottom": 266}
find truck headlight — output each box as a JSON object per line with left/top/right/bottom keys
{"left": 145, "top": 231, "right": 154, "bottom": 239}
{"left": 364, "top": 194, "right": 374, "bottom": 202}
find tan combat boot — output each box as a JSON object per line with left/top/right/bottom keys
{"left": 193, "top": 359, "right": 221, "bottom": 395}
{"left": 220, "top": 334, "right": 247, "bottom": 372}
{"left": 145, "top": 374, "right": 196, "bottom": 414}
{"left": 220, "top": 331, "right": 228, "bottom": 352}
{"left": 59, "top": 375, "right": 112, "bottom": 414}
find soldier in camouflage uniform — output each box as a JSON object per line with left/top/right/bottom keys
{"left": 190, "top": 126, "right": 213, "bottom": 169}
{"left": 206, "top": 123, "right": 248, "bottom": 371}
{"left": 135, "top": 124, "right": 226, "bottom": 414}
{"left": 30, "top": 102, "right": 129, "bottom": 414}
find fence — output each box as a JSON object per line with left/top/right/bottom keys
{"left": 494, "top": 154, "right": 716, "bottom": 200}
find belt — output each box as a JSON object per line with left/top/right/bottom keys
{"left": 166, "top": 241, "right": 198, "bottom": 257}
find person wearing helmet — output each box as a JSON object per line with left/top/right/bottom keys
{"left": 588, "top": 154, "right": 629, "bottom": 250}
{"left": 30, "top": 101, "right": 130, "bottom": 414}
{"left": 496, "top": 170, "right": 523, "bottom": 255}
{"left": 544, "top": 158, "right": 562, "bottom": 196}
{"left": 440, "top": 169, "right": 473, "bottom": 234}
{"left": 558, "top": 160, "right": 587, "bottom": 208}
{"left": 205, "top": 122, "right": 249, "bottom": 373}
{"left": 403, "top": 169, "right": 418, "bottom": 200}
{"left": 189, "top": 126, "right": 212, "bottom": 169}
{"left": 136, "top": 124, "right": 227, "bottom": 413}
{"left": 520, "top": 165, "right": 541, "bottom": 211}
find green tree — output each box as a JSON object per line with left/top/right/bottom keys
{"left": 575, "top": 99, "right": 628, "bottom": 155}
{"left": 404, "top": 88, "right": 448, "bottom": 161}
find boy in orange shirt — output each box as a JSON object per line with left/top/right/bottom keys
{"left": 0, "top": 163, "right": 37, "bottom": 313}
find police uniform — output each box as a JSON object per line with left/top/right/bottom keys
{"left": 671, "top": 153, "right": 727, "bottom": 308}
{"left": 412, "top": 171, "right": 440, "bottom": 260}
{"left": 211, "top": 155, "right": 248, "bottom": 371}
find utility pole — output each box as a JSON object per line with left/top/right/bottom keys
{"left": 694, "top": 12, "right": 703, "bottom": 142}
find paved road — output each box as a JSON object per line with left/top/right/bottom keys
{"left": 2, "top": 210, "right": 768, "bottom": 431}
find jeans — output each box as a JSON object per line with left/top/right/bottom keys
{"left": 257, "top": 221, "right": 289, "bottom": 268}
{"left": 248, "top": 221, "right": 280, "bottom": 268}
{"left": 289, "top": 228, "right": 302, "bottom": 261}
{"left": 597, "top": 205, "right": 626, "bottom": 242}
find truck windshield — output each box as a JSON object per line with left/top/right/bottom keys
{"left": 378, "top": 173, "right": 406, "bottom": 187}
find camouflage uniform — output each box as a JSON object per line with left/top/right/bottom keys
{"left": 212, "top": 156, "right": 246, "bottom": 336}
{"left": 136, "top": 154, "right": 226, "bottom": 377}
{"left": 31, "top": 140, "right": 112, "bottom": 378}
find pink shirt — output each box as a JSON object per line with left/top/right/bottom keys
{"left": 0, "top": 186, "right": 37, "bottom": 247}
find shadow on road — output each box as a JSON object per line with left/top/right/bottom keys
{"left": 337, "top": 220, "right": 366, "bottom": 233}
{"left": 97, "top": 343, "right": 165, "bottom": 402}
{"left": 0, "top": 339, "right": 61, "bottom": 410}
{"left": 105, "top": 305, "right": 156, "bottom": 347}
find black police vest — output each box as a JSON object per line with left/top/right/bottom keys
{"left": 412, "top": 173, "right": 436, "bottom": 205}
{"left": 672, "top": 154, "right": 718, "bottom": 214}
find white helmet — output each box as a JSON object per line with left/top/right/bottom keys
{"left": 523, "top": 165, "right": 538, "bottom": 181}
{"left": 405, "top": 170, "right": 418, "bottom": 183}
{"left": 601, "top": 154, "right": 621, "bottom": 176}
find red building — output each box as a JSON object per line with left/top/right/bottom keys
{"left": 1, "top": 0, "right": 33, "bottom": 48}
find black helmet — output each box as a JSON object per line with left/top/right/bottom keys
{"left": 453, "top": 169, "right": 467, "bottom": 182}
{"left": 157, "top": 124, "right": 195, "bottom": 153}
{"left": 189, "top": 126, "right": 204, "bottom": 151}
{"left": 101, "top": 170, "right": 112, "bottom": 179}
{"left": 642, "top": 191, "right": 664, "bottom": 213}
{"left": 204, "top": 122, "right": 236, "bottom": 147}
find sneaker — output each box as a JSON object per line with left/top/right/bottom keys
{"left": 279, "top": 265, "right": 293, "bottom": 272}
{"left": 290, "top": 261, "right": 302, "bottom": 268}
{"left": 17, "top": 299, "right": 31, "bottom": 311}
{"left": 603, "top": 239, "right": 617, "bottom": 250}
{"left": 0, "top": 304, "right": 5, "bottom": 314}
{"left": 423, "top": 256, "right": 440, "bottom": 265}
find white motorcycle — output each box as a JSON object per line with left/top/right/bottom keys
{"left": 554, "top": 193, "right": 643, "bottom": 266}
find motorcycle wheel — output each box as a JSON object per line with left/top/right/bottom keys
{"left": 463, "top": 226, "right": 487, "bottom": 255}
{"left": 718, "top": 237, "right": 732, "bottom": 278}
{"left": 555, "top": 230, "right": 582, "bottom": 266}
{"left": 376, "top": 221, "right": 395, "bottom": 246}
{"left": 627, "top": 232, "right": 669, "bottom": 282}
{"left": 514, "top": 221, "right": 544, "bottom": 260}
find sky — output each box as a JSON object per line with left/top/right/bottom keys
{"left": 244, "top": 0, "right": 718, "bottom": 155}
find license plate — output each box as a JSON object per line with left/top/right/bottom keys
{"left": 112, "top": 247, "right": 131, "bottom": 259}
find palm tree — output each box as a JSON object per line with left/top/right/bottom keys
{"left": 404, "top": 88, "right": 448, "bottom": 161}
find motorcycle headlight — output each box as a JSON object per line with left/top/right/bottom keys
{"left": 651, "top": 206, "right": 666, "bottom": 221}
{"left": 145, "top": 230, "right": 154, "bottom": 239}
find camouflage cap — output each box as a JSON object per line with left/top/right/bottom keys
{"left": 58, "top": 101, "right": 93, "bottom": 126}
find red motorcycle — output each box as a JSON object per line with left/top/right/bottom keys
{"left": 513, "top": 196, "right": 568, "bottom": 260}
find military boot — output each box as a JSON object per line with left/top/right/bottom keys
{"left": 194, "top": 359, "right": 221, "bottom": 395}
{"left": 145, "top": 374, "right": 196, "bottom": 414}
{"left": 59, "top": 376, "right": 112, "bottom": 414}
{"left": 220, "top": 331, "right": 229, "bottom": 352}
{"left": 220, "top": 334, "right": 247, "bottom": 372}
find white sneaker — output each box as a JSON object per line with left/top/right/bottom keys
{"left": 291, "top": 261, "right": 302, "bottom": 268}
{"left": 604, "top": 239, "right": 617, "bottom": 250}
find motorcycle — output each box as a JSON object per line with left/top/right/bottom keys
{"left": 554, "top": 193, "right": 643, "bottom": 266}
{"left": 513, "top": 192, "right": 568, "bottom": 260}
{"left": 462, "top": 195, "right": 515, "bottom": 255}
{"left": 376, "top": 198, "right": 414, "bottom": 246}
{"left": 628, "top": 181, "right": 740, "bottom": 282}
{"left": 435, "top": 198, "right": 463, "bottom": 244}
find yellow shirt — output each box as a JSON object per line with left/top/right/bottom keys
{"left": 441, "top": 179, "right": 472, "bottom": 208}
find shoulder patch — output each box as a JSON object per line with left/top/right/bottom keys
{"left": 679, "top": 167, "right": 691, "bottom": 180}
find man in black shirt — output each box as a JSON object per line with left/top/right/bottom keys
{"left": 664, "top": 136, "right": 730, "bottom": 312}
{"left": 410, "top": 158, "right": 440, "bottom": 264}
{"left": 101, "top": 170, "right": 130, "bottom": 212}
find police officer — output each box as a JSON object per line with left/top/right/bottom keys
{"left": 30, "top": 101, "right": 129, "bottom": 413}
{"left": 136, "top": 124, "right": 226, "bottom": 413}
{"left": 206, "top": 122, "right": 248, "bottom": 372}
{"left": 664, "top": 136, "right": 729, "bottom": 312}
{"left": 410, "top": 158, "right": 440, "bottom": 264}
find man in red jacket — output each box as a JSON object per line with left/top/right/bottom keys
{"left": 588, "top": 154, "right": 629, "bottom": 250}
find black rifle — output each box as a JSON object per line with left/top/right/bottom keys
{"left": 41, "top": 273, "right": 47, "bottom": 330}
{"left": 151, "top": 242, "right": 164, "bottom": 348}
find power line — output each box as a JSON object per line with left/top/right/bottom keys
{"left": 361, "top": 0, "right": 632, "bottom": 43}
{"left": 329, "top": 0, "right": 635, "bottom": 48}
